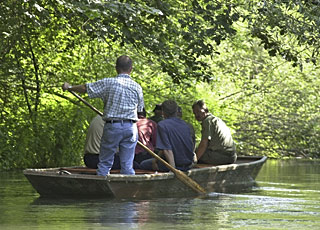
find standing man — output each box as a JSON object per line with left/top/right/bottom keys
{"left": 192, "top": 100, "right": 236, "bottom": 165}
{"left": 140, "top": 100, "right": 195, "bottom": 172}
{"left": 62, "top": 55, "right": 144, "bottom": 175}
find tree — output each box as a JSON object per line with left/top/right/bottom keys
{"left": 1, "top": 0, "right": 320, "bottom": 169}
{"left": 245, "top": 0, "right": 320, "bottom": 67}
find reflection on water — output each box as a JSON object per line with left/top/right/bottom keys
{"left": 0, "top": 159, "right": 320, "bottom": 230}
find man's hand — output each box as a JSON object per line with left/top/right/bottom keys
{"left": 62, "top": 82, "right": 71, "bottom": 91}
{"left": 62, "top": 83, "right": 87, "bottom": 93}
{"left": 195, "top": 139, "right": 208, "bottom": 160}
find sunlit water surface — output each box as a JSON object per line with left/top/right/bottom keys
{"left": 1, "top": 159, "right": 319, "bottom": 230}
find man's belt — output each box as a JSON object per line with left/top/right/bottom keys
{"left": 105, "top": 119, "right": 136, "bottom": 123}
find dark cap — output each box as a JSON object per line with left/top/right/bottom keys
{"left": 153, "top": 104, "right": 162, "bottom": 112}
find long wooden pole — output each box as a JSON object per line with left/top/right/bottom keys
{"left": 68, "top": 90, "right": 206, "bottom": 194}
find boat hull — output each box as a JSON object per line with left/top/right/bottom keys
{"left": 23, "top": 156, "right": 267, "bottom": 198}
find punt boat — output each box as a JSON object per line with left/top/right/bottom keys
{"left": 23, "top": 156, "right": 267, "bottom": 199}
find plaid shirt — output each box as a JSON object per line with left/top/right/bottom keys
{"left": 86, "top": 74, "right": 144, "bottom": 121}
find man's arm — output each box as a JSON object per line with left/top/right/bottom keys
{"left": 195, "top": 139, "right": 209, "bottom": 160}
{"left": 162, "top": 149, "right": 175, "bottom": 168}
{"left": 62, "top": 82, "right": 87, "bottom": 94}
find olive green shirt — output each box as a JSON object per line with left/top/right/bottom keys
{"left": 201, "top": 113, "right": 235, "bottom": 152}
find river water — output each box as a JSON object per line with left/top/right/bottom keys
{"left": 0, "top": 159, "right": 319, "bottom": 230}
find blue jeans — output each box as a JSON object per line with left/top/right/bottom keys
{"left": 83, "top": 153, "right": 140, "bottom": 170}
{"left": 97, "top": 121, "right": 138, "bottom": 176}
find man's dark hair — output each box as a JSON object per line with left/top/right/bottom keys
{"left": 153, "top": 104, "right": 162, "bottom": 112}
{"left": 162, "top": 100, "right": 178, "bottom": 117}
{"left": 192, "top": 99, "right": 209, "bottom": 113}
{"left": 116, "top": 55, "right": 132, "bottom": 73}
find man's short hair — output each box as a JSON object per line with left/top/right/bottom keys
{"left": 192, "top": 99, "right": 209, "bottom": 113}
{"left": 162, "top": 100, "right": 178, "bottom": 117}
{"left": 116, "top": 55, "right": 132, "bottom": 72}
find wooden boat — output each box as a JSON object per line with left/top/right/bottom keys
{"left": 23, "top": 156, "right": 267, "bottom": 199}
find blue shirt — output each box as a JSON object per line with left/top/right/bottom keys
{"left": 86, "top": 74, "right": 144, "bottom": 121}
{"left": 156, "top": 117, "right": 194, "bottom": 169}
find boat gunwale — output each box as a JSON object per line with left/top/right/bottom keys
{"left": 188, "top": 156, "right": 267, "bottom": 175}
{"left": 23, "top": 156, "right": 267, "bottom": 182}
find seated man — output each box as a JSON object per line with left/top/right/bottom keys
{"left": 140, "top": 100, "right": 195, "bottom": 172}
{"left": 149, "top": 104, "right": 163, "bottom": 123}
{"left": 134, "top": 108, "right": 158, "bottom": 163}
{"left": 192, "top": 99, "right": 237, "bottom": 165}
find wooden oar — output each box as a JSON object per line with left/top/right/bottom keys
{"left": 68, "top": 90, "right": 206, "bottom": 194}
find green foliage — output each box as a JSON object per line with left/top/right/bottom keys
{"left": 1, "top": 0, "right": 320, "bottom": 169}
{"left": 0, "top": 97, "right": 89, "bottom": 170}
{"left": 208, "top": 28, "right": 320, "bottom": 158}
{"left": 245, "top": 0, "right": 320, "bottom": 67}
